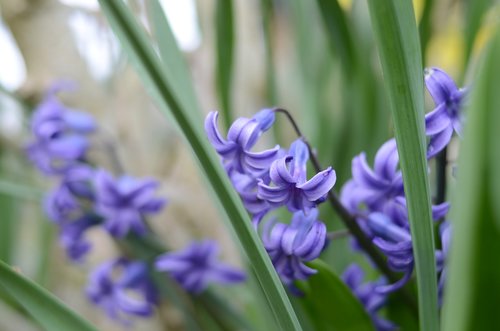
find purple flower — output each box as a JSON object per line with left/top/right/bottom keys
{"left": 230, "top": 171, "right": 271, "bottom": 226}
{"left": 341, "top": 139, "right": 404, "bottom": 222}
{"left": 366, "top": 213, "right": 414, "bottom": 294}
{"left": 341, "top": 139, "right": 450, "bottom": 226}
{"left": 94, "top": 170, "right": 166, "bottom": 238}
{"left": 155, "top": 240, "right": 246, "bottom": 294}
{"left": 258, "top": 139, "right": 336, "bottom": 213}
{"left": 424, "top": 68, "right": 466, "bottom": 158}
{"left": 44, "top": 184, "right": 81, "bottom": 224}
{"left": 342, "top": 264, "right": 397, "bottom": 331}
{"left": 205, "top": 109, "right": 280, "bottom": 176}
{"left": 86, "top": 259, "right": 157, "bottom": 324}
{"left": 59, "top": 214, "right": 100, "bottom": 261}
{"left": 262, "top": 209, "right": 327, "bottom": 291}
{"left": 26, "top": 89, "right": 96, "bottom": 175}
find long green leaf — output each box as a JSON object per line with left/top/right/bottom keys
{"left": 215, "top": 0, "right": 235, "bottom": 129}
{"left": 367, "top": 1, "right": 438, "bottom": 330}
{"left": 442, "top": 29, "right": 500, "bottom": 331}
{"left": 299, "top": 260, "right": 375, "bottom": 331}
{"left": 462, "top": 0, "right": 493, "bottom": 71}
{"left": 97, "top": 1, "right": 301, "bottom": 330}
{"left": 0, "top": 260, "right": 99, "bottom": 331}
{"left": 147, "top": 0, "right": 201, "bottom": 121}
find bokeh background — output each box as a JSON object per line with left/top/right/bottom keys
{"left": 0, "top": 0, "right": 497, "bottom": 329}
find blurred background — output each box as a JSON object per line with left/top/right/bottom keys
{"left": 0, "top": 0, "right": 497, "bottom": 329}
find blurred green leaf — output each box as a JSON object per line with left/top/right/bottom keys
{"left": 147, "top": 0, "right": 201, "bottom": 121}
{"left": 367, "top": 1, "right": 438, "bottom": 330}
{"left": 215, "top": 0, "right": 235, "bottom": 129}
{"left": 97, "top": 4, "right": 301, "bottom": 329}
{"left": 315, "top": 0, "right": 355, "bottom": 72}
{"left": 0, "top": 260, "right": 99, "bottom": 331}
{"left": 442, "top": 29, "right": 500, "bottom": 331}
{"left": 0, "top": 179, "right": 43, "bottom": 201}
{"left": 418, "top": 0, "right": 435, "bottom": 63}
{"left": 463, "top": 0, "right": 493, "bottom": 70}
{"left": 299, "top": 260, "right": 375, "bottom": 331}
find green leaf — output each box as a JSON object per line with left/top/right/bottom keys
{"left": 97, "top": 2, "right": 301, "bottom": 329}
{"left": 147, "top": 0, "right": 201, "bottom": 121}
{"left": 299, "top": 260, "right": 375, "bottom": 331}
{"left": 315, "top": 0, "right": 355, "bottom": 72}
{"left": 442, "top": 29, "right": 500, "bottom": 331}
{"left": 215, "top": 0, "right": 235, "bottom": 129}
{"left": 0, "top": 260, "right": 99, "bottom": 331}
{"left": 463, "top": 0, "right": 493, "bottom": 69}
{"left": 367, "top": 1, "right": 438, "bottom": 330}
{"left": 0, "top": 179, "right": 43, "bottom": 201}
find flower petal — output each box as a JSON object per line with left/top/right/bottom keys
{"left": 297, "top": 167, "right": 336, "bottom": 201}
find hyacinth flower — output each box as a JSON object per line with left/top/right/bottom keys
{"left": 341, "top": 139, "right": 404, "bottom": 221}
{"left": 341, "top": 139, "right": 449, "bottom": 226}
{"left": 205, "top": 109, "right": 280, "bottom": 176}
{"left": 424, "top": 67, "right": 467, "bottom": 158}
{"left": 94, "top": 169, "right": 166, "bottom": 238}
{"left": 26, "top": 88, "right": 96, "bottom": 174}
{"left": 59, "top": 214, "right": 101, "bottom": 261}
{"left": 258, "top": 139, "right": 336, "bottom": 213}
{"left": 262, "top": 209, "right": 327, "bottom": 292}
{"left": 155, "top": 240, "right": 246, "bottom": 294}
{"left": 365, "top": 213, "right": 414, "bottom": 293}
{"left": 343, "top": 264, "right": 397, "bottom": 331}
{"left": 230, "top": 171, "right": 271, "bottom": 226}
{"left": 86, "top": 259, "right": 157, "bottom": 324}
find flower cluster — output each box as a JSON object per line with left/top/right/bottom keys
{"left": 27, "top": 88, "right": 245, "bottom": 324}
{"left": 338, "top": 67, "right": 461, "bottom": 328}
{"left": 206, "top": 109, "right": 335, "bottom": 289}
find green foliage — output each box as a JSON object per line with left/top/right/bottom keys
{"left": 215, "top": 0, "right": 235, "bottom": 129}
{"left": 299, "top": 260, "right": 375, "bottom": 331}
{"left": 0, "top": 260, "right": 99, "bottom": 331}
{"left": 97, "top": 1, "right": 301, "bottom": 330}
{"left": 367, "top": 1, "right": 438, "bottom": 330}
{"left": 442, "top": 29, "right": 500, "bottom": 331}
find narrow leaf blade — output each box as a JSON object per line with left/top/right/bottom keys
{"left": 97, "top": 1, "right": 302, "bottom": 330}
{"left": 442, "top": 29, "right": 500, "bottom": 331}
{"left": 0, "top": 260, "right": 99, "bottom": 331}
{"left": 367, "top": 1, "right": 438, "bottom": 330}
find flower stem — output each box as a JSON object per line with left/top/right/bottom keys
{"left": 435, "top": 147, "right": 447, "bottom": 208}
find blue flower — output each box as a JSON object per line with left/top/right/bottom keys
{"left": 341, "top": 139, "right": 404, "bottom": 222}
{"left": 424, "top": 68, "right": 466, "bottom": 158}
{"left": 94, "top": 170, "right": 166, "bottom": 238}
{"left": 341, "top": 139, "right": 449, "bottom": 226}
{"left": 365, "top": 212, "right": 414, "bottom": 294}
{"left": 258, "top": 139, "right": 336, "bottom": 213}
{"left": 230, "top": 171, "right": 271, "bottom": 227}
{"left": 342, "top": 264, "right": 397, "bottom": 331}
{"left": 86, "top": 259, "right": 157, "bottom": 324}
{"left": 59, "top": 214, "right": 100, "bottom": 262}
{"left": 155, "top": 240, "right": 246, "bottom": 294}
{"left": 26, "top": 88, "right": 96, "bottom": 174}
{"left": 205, "top": 109, "right": 280, "bottom": 176}
{"left": 262, "top": 209, "right": 327, "bottom": 291}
